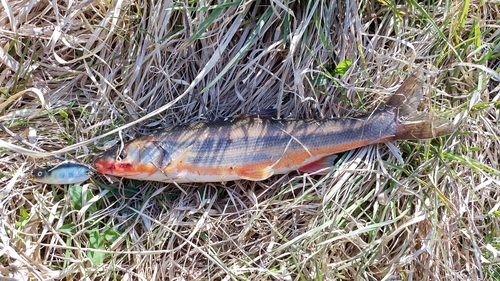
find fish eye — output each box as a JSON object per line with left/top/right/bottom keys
{"left": 116, "top": 150, "right": 127, "bottom": 161}
{"left": 37, "top": 171, "right": 44, "bottom": 177}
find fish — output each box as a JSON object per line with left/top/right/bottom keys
{"left": 94, "top": 67, "right": 454, "bottom": 183}
{"left": 30, "top": 163, "right": 91, "bottom": 184}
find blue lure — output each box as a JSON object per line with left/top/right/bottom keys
{"left": 31, "top": 163, "right": 91, "bottom": 184}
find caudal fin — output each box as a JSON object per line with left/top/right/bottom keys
{"left": 385, "top": 66, "right": 455, "bottom": 140}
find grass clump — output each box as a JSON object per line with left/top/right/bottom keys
{"left": 1, "top": 0, "right": 499, "bottom": 280}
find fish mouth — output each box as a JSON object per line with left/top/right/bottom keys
{"left": 94, "top": 157, "right": 139, "bottom": 177}
{"left": 94, "top": 158, "right": 116, "bottom": 174}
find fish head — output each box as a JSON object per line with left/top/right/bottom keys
{"left": 94, "top": 137, "right": 165, "bottom": 178}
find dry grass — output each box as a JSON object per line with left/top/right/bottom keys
{"left": 1, "top": 0, "right": 499, "bottom": 280}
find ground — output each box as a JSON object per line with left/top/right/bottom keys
{"left": 0, "top": 0, "right": 499, "bottom": 280}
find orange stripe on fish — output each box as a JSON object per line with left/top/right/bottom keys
{"left": 94, "top": 67, "right": 454, "bottom": 183}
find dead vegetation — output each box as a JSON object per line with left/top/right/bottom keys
{"left": 1, "top": 0, "right": 499, "bottom": 280}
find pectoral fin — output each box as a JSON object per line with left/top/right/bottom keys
{"left": 162, "top": 145, "right": 192, "bottom": 173}
{"left": 299, "top": 154, "right": 338, "bottom": 175}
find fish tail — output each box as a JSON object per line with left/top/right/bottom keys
{"left": 385, "top": 66, "right": 455, "bottom": 140}
{"left": 394, "top": 112, "right": 455, "bottom": 140}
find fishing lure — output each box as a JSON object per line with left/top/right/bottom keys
{"left": 94, "top": 67, "right": 454, "bottom": 183}
{"left": 31, "top": 163, "right": 91, "bottom": 184}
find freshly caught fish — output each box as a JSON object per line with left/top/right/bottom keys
{"left": 31, "top": 163, "right": 91, "bottom": 184}
{"left": 94, "top": 67, "right": 454, "bottom": 183}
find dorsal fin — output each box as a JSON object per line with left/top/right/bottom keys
{"left": 233, "top": 108, "right": 278, "bottom": 119}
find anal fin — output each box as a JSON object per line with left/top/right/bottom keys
{"left": 299, "top": 154, "right": 338, "bottom": 175}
